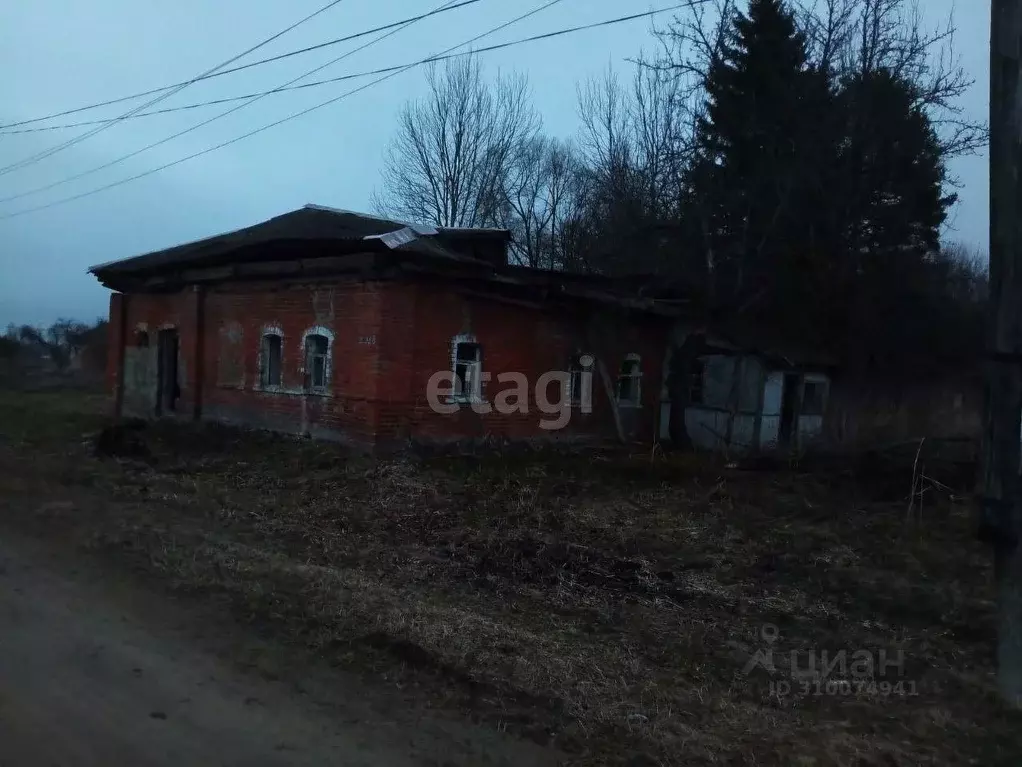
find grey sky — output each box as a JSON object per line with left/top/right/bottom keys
{"left": 0, "top": 0, "right": 989, "bottom": 327}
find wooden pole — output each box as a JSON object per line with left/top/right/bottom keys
{"left": 984, "top": 0, "right": 1022, "bottom": 706}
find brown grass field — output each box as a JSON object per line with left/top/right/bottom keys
{"left": 1, "top": 389, "right": 1020, "bottom": 765}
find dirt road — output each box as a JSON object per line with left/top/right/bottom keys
{"left": 0, "top": 533, "right": 558, "bottom": 767}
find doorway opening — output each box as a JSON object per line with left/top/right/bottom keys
{"left": 778, "top": 373, "right": 800, "bottom": 447}
{"left": 156, "top": 329, "right": 179, "bottom": 415}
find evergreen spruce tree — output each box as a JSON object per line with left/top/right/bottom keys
{"left": 684, "top": 0, "right": 954, "bottom": 360}
{"left": 686, "top": 0, "right": 837, "bottom": 337}
{"left": 833, "top": 68, "right": 957, "bottom": 370}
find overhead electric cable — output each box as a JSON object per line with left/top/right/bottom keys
{"left": 1, "top": 7, "right": 684, "bottom": 138}
{"left": 0, "top": 0, "right": 351, "bottom": 175}
{"left": 0, "top": 0, "right": 483, "bottom": 132}
{"left": 0, "top": 0, "right": 481, "bottom": 203}
{"left": 3, "top": 0, "right": 609, "bottom": 221}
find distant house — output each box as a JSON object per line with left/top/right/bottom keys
{"left": 656, "top": 322, "right": 988, "bottom": 456}
{"left": 90, "top": 205, "right": 673, "bottom": 450}
{"left": 659, "top": 327, "right": 836, "bottom": 454}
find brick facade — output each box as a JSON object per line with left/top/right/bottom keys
{"left": 107, "top": 277, "right": 668, "bottom": 449}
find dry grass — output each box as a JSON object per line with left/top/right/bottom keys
{"left": 0, "top": 389, "right": 1019, "bottom": 765}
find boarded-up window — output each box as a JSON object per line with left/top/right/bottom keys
{"left": 217, "top": 323, "right": 244, "bottom": 387}
{"left": 304, "top": 334, "right": 329, "bottom": 391}
{"left": 260, "top": 334, "right": 282, "bottom": 387}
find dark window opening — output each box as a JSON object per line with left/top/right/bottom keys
{"left": 616, "top": 356, "right": 641, "bottom": 405}
{"left": 261, "top": 334, "right": 282, "bottom": 387}
{"left": 156, "top": 328, "right": 179, "bottom": 415}
{"left": 135, "top": 330, "right": 149, "bottom": 348}
{"left": 689, "top": 358, "right": 706, "bottom": 405}
{"left": 304, "top": 334, "right": 329, "bottom": 391}
{"left": 779, "top": 373, "right": 801, "bottom": 445}
{"left": 802, "top": 380, "right": 827, "bottom": 416}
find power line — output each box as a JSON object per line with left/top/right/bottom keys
{"left": 0, "top": 0, "right": 477, "bottom": 204}
{"left": 2, "top": 7, "right": 685, "bottom": 137}
{"left": 0, "top": 0, "right": 351, "bottom": 176}
{"left": 0, "top": 0, "right": 565, "bottom": 221}
{"left": 0, "top": 0, "right": 483, "bottom": 132}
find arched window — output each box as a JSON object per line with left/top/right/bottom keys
{"left": 260, "top": 330, "right": 283, "bottom": 388}
{"left": 303, "top": 329, "right": 332, "bottom": 392}
{"left": 616, "top": 353, "right": 642, "bottom": 406}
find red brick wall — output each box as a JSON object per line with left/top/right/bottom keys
{"left": 108, "top": 277, "right": 668, "bottom": 448}
{"left": 374, "top": 281, "right": 667, "bottom": 446}
{"left": 117, "top": 291, "right": 189, "bottom": 416}
{"left": 200, "top": 279, "right": 384, "bottom": 444}
{"left": 106, "top": 293, "right": 123, "bottom": 405}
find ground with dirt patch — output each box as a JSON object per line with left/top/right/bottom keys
{"left": 1, "top": 390, "right": 1020, "bottom": 765}
{"left": 0, "top": 532, "right": 554, "bottom": 767}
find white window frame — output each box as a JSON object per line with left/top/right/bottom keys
{"left": 567, "top": 352, "right": 591, "bottom": 408}
{"left": 301, "top": 326, "right": 333, "bottom": 394}
{"left": 451, "top": 334, "right": 483, "bottom": 404}
{"left": 616, "top": 353, "right": 642, "bottom": 407}
{"left": 259, "top": 327, "right": 284, "bottom": 389}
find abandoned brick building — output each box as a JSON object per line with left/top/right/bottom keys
{"left": 92, "top": 205, "right": 673, "bottom": 449}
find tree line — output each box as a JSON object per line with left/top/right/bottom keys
{"left": 1, "top": 318, "right": 107, "bottom": 372}
{"left": 374, "top": 0, "right": 987, "bottom": 377}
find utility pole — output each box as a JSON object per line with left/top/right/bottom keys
{"left": 983, "top": 0, "right": 1022, "bottom": 706}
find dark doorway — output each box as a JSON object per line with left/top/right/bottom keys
{"left": 156, "top": 329, "right": 179, "bottom": 415}
{"left": 778, "top": 373, "right": 800, "bottom": 447}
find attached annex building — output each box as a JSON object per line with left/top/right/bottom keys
{"left": 92, "top": 205, "right": 672, "bottom": 450}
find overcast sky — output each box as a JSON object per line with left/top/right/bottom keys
{"left": 0, "top": 0, "right": 989, "bottom": 327}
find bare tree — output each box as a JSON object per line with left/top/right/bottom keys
{"left": 651, "top": 0, "right": 984, "bottom": 159}
{"left": 571, "top": 67, "right": 693, "bottom": 276}
{"left": 571, "top": 70, "right": 640, "bottom": 274}
{"left": 502, "top": 136, "right": 581, "bottom": 269}
{"left": 629, "top": 61, "right": 689, "bottom": 218}
{"left": 645, "top": 0, "right": 738, "bottom": 93}
{"left": 48, "top": 318, "right": 91, "bottom": 358}
{"left": 13, "top": 319, "right": 92, "bottom": 371}
{"left": 939, "top": 240, "right": 989, "bottom": 304}
{"left": 799, "top": 0, "right": 986, "bottom": 158}
{"left": 796, "top": 0, "right": 858, "bottom": 73}
{"left": 374, "top": 56, "right": 538, "bottom": 228}
{"left": 577, "top": 68, "right": 634, "bottom": 183}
